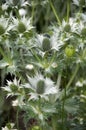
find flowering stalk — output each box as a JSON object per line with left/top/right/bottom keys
{"left": 66, "top": 64, "right": 79, "bottom": 90}
{"left": 31, "top": 1, "right": 35, "bottom": 24}
{"left": 67, "top": 0, "right": 70, "bottom": 22}
{"left": 61, "top": 64, "right": 79, "bottom": 129}
{"left": 16, "top": 108, "right": 19, "bottom": 130}
{"left": 48, "top": 0, "right": 61, "bottom": 25}
{"left": 51, "top": 114, "right": 57, "bottom": 130}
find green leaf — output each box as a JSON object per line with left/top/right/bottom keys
{"left": 64, "top": 98, "right": 79, "bottom": 113}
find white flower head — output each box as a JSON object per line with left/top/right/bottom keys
{"left": 12, "top": 16, "right": 33, "bottom": 35}
{"left": 35, "top": 33, "right": 63, "bottom": 53}
{"left": 2, "top": 78, "right": 21, "bottom": 97}
{"left": 61, "top": 18, "right": 78, "bottom": 33}
{"left": 24, "top": 73, "right": 58, "bottom": 100}
{"left": 35, "top": 34, "right": 49, "bottom": 51}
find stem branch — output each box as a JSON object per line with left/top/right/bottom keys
{"left": 66, "top": 64, "right": 79, "bottom": 89}
{"left": 67, "top": 0, "right": 70, "bottom": 22}
{"left": 49, "top": 0, "right": 61, "bottom": 25}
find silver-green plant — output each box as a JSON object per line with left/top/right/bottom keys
{"left": 0, "top": 0, "right": 86, "bottom": 130}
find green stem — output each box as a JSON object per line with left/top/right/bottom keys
{"left": 66, "top": 64, "right": 79, "bottom": 90}
{"left": 1, "top": 69, "right": 5, "bottom": 87}
{"left": 50, "top": 51, "right": 56, "bottom": 66}
{"left": 67, "top": 0, "right": 70, "bottom": 22}
{"left": 62, "top": 100, "right": 64, "bottom": 130}
{"left": 62, "top": 84, "right": 66, "bottom": 130}
{"left": 52, "top": 115, "right": 57, "bottom": 130}
{"left": 31, "top": 49, "right": 42, "bottom": 64}
{"left": 31, "top": 1, "right": 35, "bottom": 24}
{"left": 59, "top": 65, "right": 79, "bottom": 102}
{"left": 20, "top": 48, "right": 25, "bottom": 66}
{"left": 16, "top": 108, "right": 19, "bottom": 130}
{"left": 56, "top": 72, "right": 62, "bottom": 89}
{"left": 0, "top": 47, "right": 7, "bottom": 60}
{"left": 16, "top": 72, "right": 25, "bottom": 83}
{"left": 49, "top": 0, "right": 61, "bottom": 25}
{"left": 61, "top": 64, "right": 79, "bottom": 130}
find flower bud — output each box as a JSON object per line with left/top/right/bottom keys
{"left": 65, "top": 45, "right": 75, "bottom": 57}
{"left": 32, "top": 125, "right": 42, "bottom": 130}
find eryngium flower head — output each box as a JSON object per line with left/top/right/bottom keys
{"left": 24, "top": 73, "right": 58, "bottom": 100}
{"left": 12, "top": 16, "right": 33, "bottom": 35}
{"left": 2, "top": 78, "right": 22, "bottom": 97}
{"left": 60, "top": 18, "right": 78, "bottom": 33}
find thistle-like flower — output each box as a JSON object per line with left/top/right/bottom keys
{"left": 35, "top": 33, "right": 63, "bottom": 53}
{"left": 24, "top": 73, "right": 58, "bottom": 101}
{"left": 34, "top": 34, "right": 51, "bottom": 52}
{"left": 2, "top": 78, "right": 22, "bottom": 97}
{"left": 60, "top": 18, "right": 78, "bottom": 33}
{"left": 12, "top": 16, "right": 33, "bottom": 35}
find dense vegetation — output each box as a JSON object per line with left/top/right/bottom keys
{"left": 0, "top": 0, "right": 86, "bottom": 130}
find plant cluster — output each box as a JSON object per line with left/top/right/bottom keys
{"left": 0, "top": 0, "right": 86, "bottom": 130}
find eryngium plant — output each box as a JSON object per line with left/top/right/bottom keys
{"left": 0, "top": 0, "right": 86, "bottom": 130}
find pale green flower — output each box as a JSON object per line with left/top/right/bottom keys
{"left": 24, "top": 73, "right": 58, "bottom": 100}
